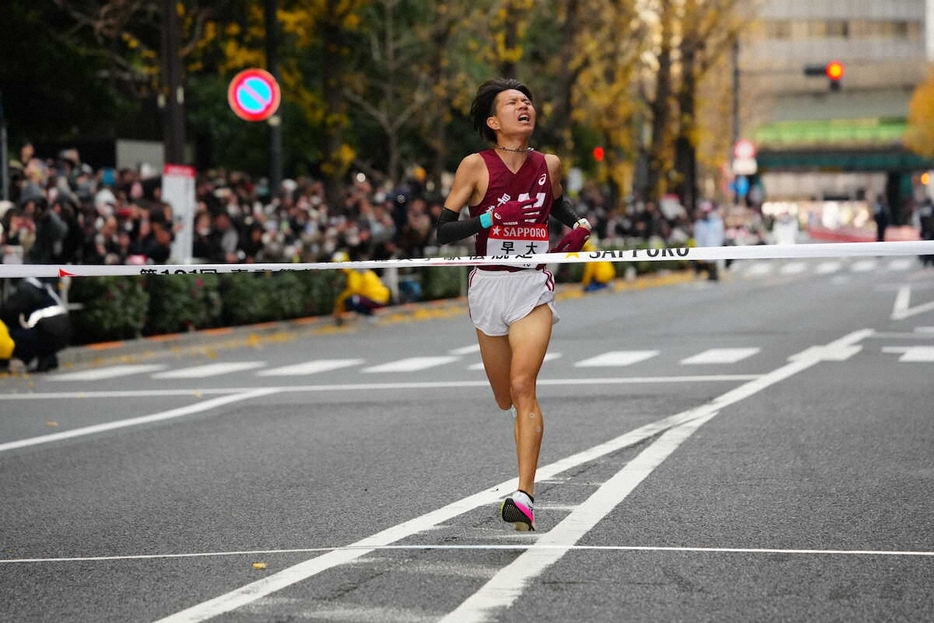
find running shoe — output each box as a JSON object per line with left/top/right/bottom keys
{"left": 501, "top": 490, "right": 535, "bottom": 531}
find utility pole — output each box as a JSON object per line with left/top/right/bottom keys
{"left": 160, "top": 0, "right": 187, "bottom": 165}
{"left": 265, "top": 0, "right": 283, "bottom": 195}
{"left": 731, "top": 37, "right": 740, "bottom": 148}
{"left": 731, "top": 36, "right": 744, "bottom": 206}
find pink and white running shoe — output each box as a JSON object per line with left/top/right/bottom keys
{"left": 501, "top": 490, "right": 535, "bottom": 531}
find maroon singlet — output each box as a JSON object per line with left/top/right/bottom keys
{"left": 469, "top": 150, "right": 554, "bottom": 270}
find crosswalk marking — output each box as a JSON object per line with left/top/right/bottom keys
{"left": 734, "top": 257, "right": 922, "bottom": 279}
{"left": 467, "top": 352, "right": 561, "bottom": 371}
{"left": 745, "top": 263, "right": 772, "bottom": 276}
{"left": 779, "top": 262, "right": 807, "bottom": 275}
{"left": 448, "top": 345, "right": 481, "bottom": 356}
{"left": 680, "top": 348, "right": 760, "bottom": 365}
{"left": 362, "top": 356, "right": 460, "bottom": 373}
{"left": 257, "top": 359, "right": 364, "bottom": 376}
{"left": 152, "top": 362, "right": 267, "bottom": 379}
{"left": 815, "top": 261, "right": 841, "bottom": 274}
{"left": 882, "top": 346, "right": 934, "bottom": 362}
{"left": 574, "top": 351, "right": 658, "bottom": 367}
{"left": 48, "top": 365, "right": 168, "bottom": 381}
{"left": 38, "top": 337, "right": 934, "bottom": 384}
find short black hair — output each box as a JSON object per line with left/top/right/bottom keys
{"left": 470, "top": 78, "right": 534, "bottom": 144}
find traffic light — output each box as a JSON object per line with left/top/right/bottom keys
{"left": 592, "top": 146, "right": 605, "bottom": 162}
{"left": 825, "top": 60, "right": 844, "bottom": 91}
{"left": 803, "top": 60, "right": 844, "bottom": 91}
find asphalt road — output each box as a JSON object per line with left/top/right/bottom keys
{"left": 2, "top": 256, "right": 933, "bottom": 622}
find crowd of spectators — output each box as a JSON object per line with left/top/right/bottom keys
{"left": 1, "top": 142, "right": 724, "bottom": 273}
{"left": 0, "top": 143, "right": 450, "bottom": 269}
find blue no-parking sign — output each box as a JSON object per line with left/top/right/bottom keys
{"left": 227, "top": 68, "right": 281, "bottom": 122}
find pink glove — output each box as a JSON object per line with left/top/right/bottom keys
{"left": 489, "top": 199, "right": 539, "bottom": 226}
{"left": 551, "top": 226, "right": 590, "bottom": 253}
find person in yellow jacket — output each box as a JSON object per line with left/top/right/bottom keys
{"left": 0, "top": 319, "right": 14, "bottom": 372}
{"left": 332, "top": 251, "right": 392, "bottom": 325}
{"left": 580, "top": 238, "right": 615, "bottom": 293}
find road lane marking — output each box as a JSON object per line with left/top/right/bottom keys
{"left": 0, "top": 389, "right": 279, "bottom": 453}
{"left": 151, "top": 410, "right": 709, "bottom": 623}
{"left": 744, "top": 262, "right": 772, "bottom": 276}
{"left": 152, "top": 329, "right": 872, "bottom": 623}
{"left": 887, "top": 258, "right": 913, "bottom": 271}
{"left": 152, "top": 362, "right": 266, "bottom": 379}
{"left": 448, "top": 345, "right": 481, "bottom": 355}
{"left": 440, "top": 412, "right": 718, "bottom": 623}
{"left": 882, "top": 346, "right": 934, "bottom": 362}
{"left": 891, "top": 285, "right": 934, "bottom": 320}
{"left": 362, "top": 356, "right": 460, "bottom": 372}
{"left": 256, "top": 359, "right": 364, "bottom": 376}
{"left": 680, "top": 348, "right": 760, "bottom": 365}
{"left": 851, "top": 260, "right": 877, "bottom": 273}
{"left": 5, "top": 544, "right": 933, "bottom": 565}
{"left": 468, "top": 352, "right": 561, "bottom": 371}
{"left": 47, "top": 365, "right": 167, "bottom": 381}
{"left": 815, "top": 261, "right": 841, "bottom": 274}
{"left": 779, "top": 262, "right": 807, "bottom": 275}
{"left": 574, "top": 351, "right": 658, "bottom": 367}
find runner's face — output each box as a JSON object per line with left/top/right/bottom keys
{"left": 489, "top": 89, "right": 535, "bottom": 137}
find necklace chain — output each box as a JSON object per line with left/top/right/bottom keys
{"left": 495, "top": 145, "right": 533, "bottom": 154}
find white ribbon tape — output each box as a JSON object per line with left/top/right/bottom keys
{"left": 0, "top": 240, "right": 932, "bottom": 279}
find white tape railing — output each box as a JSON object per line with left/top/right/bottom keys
{"left": 0, "top": 240, "right": 933, "bottom": 279}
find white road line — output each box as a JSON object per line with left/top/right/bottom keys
{"left": 440, "top": 411, "right": 714, "bottom": 623}
{"left": 891, "top": 285, "right": 934, "bottom": 320}
{"left": 256, "top": 359, "right": 364, "bottom": 376}
{"left": 448, "top": 345, "right": 481, "bottom": 355}
{"left": 47, "top": 364, "right": 167, "bottom": 381}
{"left": 0, "top": 375, "right": 763, "bottom": 402}
{"left": 744, "top": 262, "right": 772, "bottom": 276}
{"left": 362, "top": 356, "right": 460, "bottom": 373}
{"left": 851, "top": 260, "right": 877, "bottom": 273}
{"left": 5, "top": 543, "right": 933, "bottom": 565}
{"left": 153, "top": 330, "right": 870, "bottom": 623}
{"left": 467, "top": 352, "right": 561, "bottom": 371}
{"left": 152, "top": 362, "right": 266, "bottom": 379}
{"left": 152, "top": 411, "right": 694, "bottom": 623}
{"left": 779, "top": 262, "right": 807, "bottom": 275}
{"left": 680, "top": 348, "right": 760, "bottom": 365}
{"left": 0, "top": 389, "right": 279, "bottom": 453}
{"left": 887, "top": 258, "right": 913, "bottom": 271}
{"left": 574, "top": 351, "right": 658, "bottom": 367}
{"left": 882, "top": 346, "right": 934, "bottom": 362}
{"left": 815, "top": 261, "right": 841, "bottom": 274}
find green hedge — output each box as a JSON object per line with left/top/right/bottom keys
{"left": 67, "top": 270, "right": 344, "bottom": 345}
{"left": 145, "top": 274, "right": 222, "bottom": 335}
{"left": 69, "top": 276, "right": 149, "bottom": 343}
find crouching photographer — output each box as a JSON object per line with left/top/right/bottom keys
{"left": 0, "top": 278, "right": 72, "bottom": 373}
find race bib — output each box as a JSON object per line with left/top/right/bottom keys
{"left": 487, "top": 224, "right": 549, "bottom": 268}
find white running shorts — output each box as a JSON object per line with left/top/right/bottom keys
{"left": 467, "top": 268, "right": 559, "bottom": 337}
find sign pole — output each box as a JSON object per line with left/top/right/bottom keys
{"left": 265, "top": 0, "right": 283, "bottom": 197}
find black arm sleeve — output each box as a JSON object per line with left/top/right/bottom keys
{"left": 436, "top": 208, "right": 484, "bottom": 245}
{"left": 549, "top": 195, "right": 583, "bottom": 228}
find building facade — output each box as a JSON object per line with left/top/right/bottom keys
{"left": 739, "top": 0, "right": 930, "bottom": 214}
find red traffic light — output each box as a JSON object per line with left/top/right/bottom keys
{"left": 825, "top": 61, "right": 844, "bottom": 81}
{"left": 592, "top": 146, "right": 605, "bottom": 162}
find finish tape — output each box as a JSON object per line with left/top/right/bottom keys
{"left": 0, "top": 240, "right": 933, "bottom": 279}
